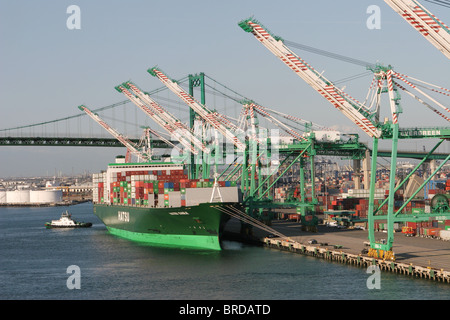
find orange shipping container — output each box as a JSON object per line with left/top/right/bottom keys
{"left": 426, "top": 228, "right": 440, "bottom": 236}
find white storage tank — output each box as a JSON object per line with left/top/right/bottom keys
{"left": 0, "top": 191, "right": 6, "bottom": 204}
{"left": 30, "top": 190, "right": 63, "bottom": 204}
{"left": 6, "top": 190, "right": 31, "bottom": 204}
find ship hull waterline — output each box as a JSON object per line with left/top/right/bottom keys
{"left": 93, "top": 202, "right": 238, "bottom": 250}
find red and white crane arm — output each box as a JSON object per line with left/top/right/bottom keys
{"left": 122, "top": 81, "right": 210, "bottom": 154}
{"left": 384, "top": 0, "right": 450, "bottom": 59}
{"left": 78, "top": 105, "right": 150, "bottom": 161}
{"left": 144, "top": 127, "right": 184, "bottom": 153}
{"left": 246, "top": 102, "right": 308, "bottom": 142}
{"left": 238, "top": 18, "right": 382, "bottom": 138}
{"left": 115, "top": 84, "right": 201, "bottom": 155}
{"left": 148, "top": 67, "right": 246, "bottom": 151}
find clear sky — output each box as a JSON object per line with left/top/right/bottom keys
{"left": 0, "top": 0, "right": 449, "bottom": 177}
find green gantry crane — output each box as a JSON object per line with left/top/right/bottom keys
{"left": 239, "top": 17, "right": 450, "bottom": 260}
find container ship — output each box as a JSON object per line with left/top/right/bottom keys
{"left": 92, "top": 157, "right": 242, "bottom": 250}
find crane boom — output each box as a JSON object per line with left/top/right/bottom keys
{"left": 148, "top": 67, "right": 246, "bottom": 151}
{"left": 244, "top": 101, "right": 308, "bottom": 142}
{"left": 78, "top": 105, "right": 150, "bottom": 162}
{"left": 143, "top": 126, "right": 184, "bottom": 153}
{"left": 384, "top": 0, "right": 450, "bottom": 59}
{"left": 122, "top": 81, "right": 210, "bottom": 154}
{"left": 239, "top": 18, "right": 382, "bottom": 138}
{"left": 115, "top": 84, "right": 201, "bottom": 155}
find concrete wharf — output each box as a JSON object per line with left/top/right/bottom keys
{"left": 223, "top": 218, "right": 450, "bottom": 283}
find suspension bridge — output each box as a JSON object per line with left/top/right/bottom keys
{"left": 0, "top": 71, "right": 447, "bottom": 162}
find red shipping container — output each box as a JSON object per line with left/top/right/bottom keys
{"left": 428, "top": 228, "right": 439, "bottom": 236}
{"left": 406, "top": 221, "right": 417, "bottom": 228}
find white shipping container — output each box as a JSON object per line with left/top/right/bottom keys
{"left": 148, "top": 194, "right": 155, "bottom": 207}
{"left": 168, "top": 191, "right": 181, "bottom": 207}
{"left": 157, "top": 194, "right": 165, "bottom": 207}
{"left": 185, "top": 187, "right": 240, "bottom": 206}
{"left": 439, "top": 230, "right": 450, "bottom": 241}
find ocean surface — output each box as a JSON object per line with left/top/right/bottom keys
{"left": 1, "top": 202, "right": 450, "bottom": 301}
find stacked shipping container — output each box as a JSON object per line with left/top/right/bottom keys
{"left": 93, "top": 172, "right": 107, "bottom": 204}
{"left": 402, "top": 220, "right": 450, "bottom": 239}
{"left": 93, "top": 168, "right": 238, "bottom": 208}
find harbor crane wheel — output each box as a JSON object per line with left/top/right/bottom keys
{"left": 430, "top": 194, "right": 449, "bottom": 214}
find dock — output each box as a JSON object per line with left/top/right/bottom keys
{"left": 223, "top": 218, "right": 450, "bottom": 283}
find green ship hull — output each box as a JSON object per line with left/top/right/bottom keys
{"left": 93, "top": 202, "right": 236, "bottom": 250}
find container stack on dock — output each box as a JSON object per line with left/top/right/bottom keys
{"left": 274, "top": 187, "right": 286, "bottom": 201}
{"left": 402, "top": 220, "right": 450, "bottom": 239}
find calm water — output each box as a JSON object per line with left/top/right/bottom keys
{"left": 1, "top": 202, "right": 449, "bottom": 301}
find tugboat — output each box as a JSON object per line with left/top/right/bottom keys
{"left": 45, "top": 211, "right": 92, "bottom": 228}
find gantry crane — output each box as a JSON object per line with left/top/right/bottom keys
{"left": 239, "top": 17, "right": 450, "bottom": 260}
{"left": 142, "top": 126, "right": 184, "bottom": 155}
{"left": 384, "top": 0, "right": 450, "bottom": 59}
{"left": 78, "top": 105, "right": 151, "bottom": 162}
{"left": 238, "top": 18, "right": 382, "bottom": 139}
{"left": 115, "top": 82, "right": 207, "bottom": 157}
{"left": 115, "top": 85, "right": 198, "bottom": 154}
{"left": 148, "top": 67, "right": 247, "bottom": 153}
{"left": 234, "top": 96, "right": 367, "bottom": 231}
{"left": 148, "top": 67, "right": 330, "bottom": 228}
